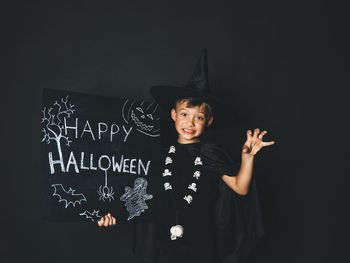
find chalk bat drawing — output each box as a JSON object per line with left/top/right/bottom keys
{"left": 51, "top": 184, "right": 87, "bottom": 208}
{"left": 79, "top": 210, "right": 102, "bottom": 222}
{"left": 41, "top": 95, "right": 74, "bottom": 172}
{"left": 120, "top": 177, "right": 153, "bottom": 220}
{"left": 122, "top": 99, "right": 160, "bottom": 137}
{"left": 97, "top": 170, "right": 114, "bottom": 202}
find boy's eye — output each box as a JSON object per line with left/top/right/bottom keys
{"left": 147, "top": 114, "right": 153, "bottom": 120}
{"left": 136, "top": 107, "right": 144, "bottom": 113}
{"left": 180, "top": 113, "right": 187, "bottom": 117}
{"left": 196, "top": 116, "right": 204, "bottom": 120}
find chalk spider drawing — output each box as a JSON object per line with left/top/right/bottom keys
{"left": 97, "top": 168, "right": 115, "bottom": 202}
{"left": 97, "top": 185, "right": 115, "bottom": 202}
{"left": 122, "top": 99, "right": 160, "bottom": 137}
{"left": 120, "top": 177, "right": 153, "bottom": 220}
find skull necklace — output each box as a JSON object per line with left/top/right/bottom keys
{"left": 162, "top": 145, "right": 203, "bottom": 240}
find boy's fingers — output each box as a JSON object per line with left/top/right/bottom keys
{"left": 263, "top": 141, "right": 275, "bottom": 146}
{"left": 97, "top": 217, "right": 104, "bottom": 226}
{"left": 97, "top": 214, "right": 117, "bottom": 227}
{"left": 246, "top": 130, "right": 252, "bottom": 141}
{"left": 258, "top": 130, "right": 267, "bottom": 139}
{"left": 253, "top": 128, "right": 260, "bottom": 137}
{"left": 107, "top": 213, "right": 113, "bottom": 226}
{"left": 103, "top": 216, "right": 110, "bottom": 227}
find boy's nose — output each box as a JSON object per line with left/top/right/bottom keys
{"left": 187, "top": 118, "right": 195, "bottom": 126}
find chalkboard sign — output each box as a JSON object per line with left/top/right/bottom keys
{"left": 40, "top": 89, "right": 161, "bottom": 223}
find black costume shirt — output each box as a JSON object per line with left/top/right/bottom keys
{"left": 133, "top": 142, "right": 265, "bottom": 263}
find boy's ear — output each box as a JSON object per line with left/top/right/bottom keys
{"left": 171, "top": 108, "right": 176, "bottom": 122}
{"left": 207, "top": 116, "right": 214, "bottom": 127}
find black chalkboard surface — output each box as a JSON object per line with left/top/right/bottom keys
{"left": 40, "top": 89, "right": 161, "bottom": 223}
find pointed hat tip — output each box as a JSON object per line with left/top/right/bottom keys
{"left": 187, "top": 48, "right": 209, "bottom": 92}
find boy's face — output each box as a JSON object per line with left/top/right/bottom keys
{"left": 171, "top": 101, "right": 213, "bottom": 144}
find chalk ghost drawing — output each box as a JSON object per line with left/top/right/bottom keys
{"left": 79, "top": 210, "right": 102, "bottom": 222}
{"left": 51, "top": 184, "right": 87, "bottom": 208}
{"left": 122, "top": 99, "right": 160, "bottom": 137}
{"left": 120, "top": 178, "right": 153, "bottom": 220}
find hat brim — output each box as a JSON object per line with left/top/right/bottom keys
{"left": 150, "top": 85, "right": 224, "bottom": 116}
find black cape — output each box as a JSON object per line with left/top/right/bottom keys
{"left": 133, "top": 143, "right": 265, "bottom": 263}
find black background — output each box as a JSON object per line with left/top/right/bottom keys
{"left": 2, "top": 1, "right": 348, "bottom": 263}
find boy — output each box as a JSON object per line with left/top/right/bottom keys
{"left": 99, "top": 98, "right": 274, "bottom": 261}
{"left": 99, "top": 50, "right": 275, "bottom": 263}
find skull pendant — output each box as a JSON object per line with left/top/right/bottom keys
{"left": 170, "top": 225, "right": 184, "bottom": 240}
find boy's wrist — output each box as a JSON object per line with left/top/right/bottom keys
{"left": 241, "top": 152, "right": 255, "bottom": 161}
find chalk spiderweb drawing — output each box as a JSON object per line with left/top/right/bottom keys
{"left": 120, "top": 177, "right": 153, "bottom": 220}
{"left": 122, "top": 99, "right": 160, "bottom": 137}
{"left": 51, "top": 184, "right": 87, "bottom": 208}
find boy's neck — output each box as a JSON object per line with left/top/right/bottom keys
{"left": 177, "top": 138, "right": 201, "bottom": 144}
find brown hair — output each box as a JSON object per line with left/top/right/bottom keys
{"left": 174, "top": 97, "right": 213, "bottom": 124}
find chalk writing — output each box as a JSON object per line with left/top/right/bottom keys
{"left": 64, "top": 117, "right": 133, "bottom": 142}
{"left": 48, "top": 152, "right": 151, "bottom": 175}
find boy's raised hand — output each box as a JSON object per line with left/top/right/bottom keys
{"left": 97, "top": 213, "right": 117, "bottom": 227}
{"left": 242, "top": 128, "right": 275, "bottom": 156}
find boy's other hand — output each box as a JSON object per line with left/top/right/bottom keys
{"left": 242, "top": 128, "right": 275, "bottom": 156}
{"left": 97, "top": 213, "right": 117, "bottom": 227}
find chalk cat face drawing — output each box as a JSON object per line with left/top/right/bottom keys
{"left": 122, "top": 99, "right": 160, "bottom": 137}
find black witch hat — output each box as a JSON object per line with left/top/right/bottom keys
{"left": 150, "top": 49, "right": 224, "bottom": 115}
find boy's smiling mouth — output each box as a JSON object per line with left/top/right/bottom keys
{"left": 182, "top": 128, "right": 195, "bottom": 135}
